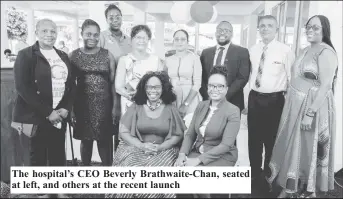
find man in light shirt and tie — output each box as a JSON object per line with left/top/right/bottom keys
{"left": 247, "top": 15, "right": 295, "bottom": 195}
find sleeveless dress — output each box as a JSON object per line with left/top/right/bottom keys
{"left": 266, "top": 43, "right": 338, "bottom": 193}
{"left": 70, "top": 48, "right": 114, "bottom": 141}
{"left": 120, "top": 53, "right": 163, "bottom": 115}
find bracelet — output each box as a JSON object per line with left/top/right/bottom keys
{"left": 306, "top": 113, "right": 314, "bottom": 117}
{"left": 306, "top": 108, "right": 316, "bottom": 117}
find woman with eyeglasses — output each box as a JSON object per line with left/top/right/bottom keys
{"left": 174, "top": 66, "right": 240, "bottom": 198}
{"left": 175, "top": 66, "right": 240, "bottom": 166}
{"left": 165, "top": 29, "right": 202, "bottom": 118}
{"left": 69, "top": 19, "right": 116, "bottom": 166}
{"left": 115, "top": 25, "right": 165, "bottom": 116}
{"left": 266, "top": 15, "right": 338, "bottom": 198}
{"left": 106, "top": 71, "right": 186, "bottom": 198}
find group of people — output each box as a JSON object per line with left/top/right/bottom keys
{"left": 10, "top": 3, "right": 338, "bottom": 198}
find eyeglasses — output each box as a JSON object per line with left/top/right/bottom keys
{"left": 216, "top": 28, "right": 232, "bottom": 34}
{"left": 107, "top": 15, "right": 122, "bottom": 22}
{"left": 146, "top": 85, "right": 162, "bottom": 91}
{"left": 305, "top": 25, "right": 322, "bottom": 31}
{"left": 258, "top": 24, "right": 275, "bottom": 30}
{"left": 208, "top": 84, "right": 226, "bottom": 91}
{"left": 134, "top": 36, "right": 149, "bottom": 41}
{"left": 174, "top": 38, "right": 187, "bottom": 43}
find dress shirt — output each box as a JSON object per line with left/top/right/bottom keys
{"left": 249, "top": 38, "right": 295, "bottom": 93}
{"left": 213, "top": 42, "right": 231, "bottom": 66}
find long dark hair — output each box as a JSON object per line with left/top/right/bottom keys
{"left": 306, "top": 15, "right": 338, "bottom": 94}
{"left": 306, "top": 15, "right": 335, "bottom": 51}
{"left": 133, "top": 71, "right": 176, "bottom": 105}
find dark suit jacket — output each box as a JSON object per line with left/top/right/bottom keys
{"left": 179, "top": 100, "right": 240, "bottom": 165}
{"left": 12, "top": 41, "right": 76, "bottom": 124}
{"left": 199, "top": 44, "right": 251, "bottom": 111}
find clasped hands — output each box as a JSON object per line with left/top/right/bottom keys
{"left": 140, "top": 142, "right": 161, "bottom": 156}
{"left": 174, "top": 153, "right": 201, "bottom": 167}
{"left": 47, "top": 108, "right": 69, "bottom": 125}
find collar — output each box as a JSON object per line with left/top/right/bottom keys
{"left": 216, "top": 42, "right": 231, "bottom": 51}
{"left": 205, "top": 98, "right": 227, "bottom": 109}
{"left": 105, "top": 29, "right": 128, "bottom": 41}
{"left": 261, "top": 37, "right": 277, "bottom": 49}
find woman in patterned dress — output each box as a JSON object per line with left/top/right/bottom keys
{"left": 165, "top": 29, "right": 202, "bottom": 118}
{"left": 115, "top": 25, "right": 165, "bottom": 116}
{"left": 266, "top": 15, "right": 338, "bottom": 198}
{"left": 105, "top": 71, "right": 186, "bottom": 198}
{"left": 69, "top": 19, "right": 116, "bottom": 166}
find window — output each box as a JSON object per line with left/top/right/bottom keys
{"left": 256, "top": 11, "right": 265, "bottom": 44}
{"left": 242, "top": 27, "right": 248, "bottom": 48}
{"left": 278, "top": 2, "right": 286, "bottom": 42}
{"left": 296, "top": 1, "right": 310, "bottom": 55}
{"left": 271, "top": 1, "right": 305, "bottom": 54}
{"left": 284, "top": 1, "right": 297, "bottom": 48}
{"left": 271, "top": 6, "right": 278, "bottom": 20}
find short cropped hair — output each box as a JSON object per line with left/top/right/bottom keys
{"left": 105, "top": 4, "right": 122, "bottom": 18}
{"left": 258, "top": 15, "right": 278, "bottom": 27}
{"left": 209, "top": 66, "right": 229, "bottom": 86}
{"left": 218, "top": 21, "right": 233, "bottom": 30}
{"left": 36, "top": 18, "right": 56, "bottom": 31}
{"left": 81, "top": 19, "right": 101, "bottom": 33}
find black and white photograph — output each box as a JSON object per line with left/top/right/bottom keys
{"left": 1, "top": 1, "right": 342, "bottom": 198}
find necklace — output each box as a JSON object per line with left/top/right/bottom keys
{"left": 147, "top": 99, "right": 162, "bottom": 111}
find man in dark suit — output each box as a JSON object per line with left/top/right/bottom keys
{"left": 200, "top": 21, "right": 251, "bottom": 112}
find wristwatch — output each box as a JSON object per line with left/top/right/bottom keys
{"left": 306, "top": 108, "right": 316, "bottom": 117}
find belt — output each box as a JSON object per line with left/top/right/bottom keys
{"left": 251, "top": 89, "right": 285, "bottom": 97}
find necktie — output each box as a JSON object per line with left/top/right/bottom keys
{"left": 215, "top": 47, "right": 225, "bottom": 66}
{"left": 255, "top": 45, "right": 268, "bottom": 88}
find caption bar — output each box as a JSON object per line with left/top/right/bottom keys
{"left": 11, "top": 167, "right": 251, "bottom": 194}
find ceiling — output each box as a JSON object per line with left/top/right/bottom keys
{"left": 124, "top": 1, "right": 263, "bottom": 23}
{"left": 3, "top": 1, "right": 264, "bottom": 23}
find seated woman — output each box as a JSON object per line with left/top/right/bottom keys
{"left": 175, "top": 66, "right": 240, "bottom": 167}
{"left": 105, "top": 71, "right": 186, "bottom": 198}
{"left": 174, "top": 66, "right": 240, "bottom": 198}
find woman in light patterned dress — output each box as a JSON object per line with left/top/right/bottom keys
{"left": 266, "top": 15, "right": 338, "bottom": 198}
{"left": 115, "top": 25, "right": 165, "bottom": 116}
{"left": 165, "top": 29, "right": 202, "bottom": 119}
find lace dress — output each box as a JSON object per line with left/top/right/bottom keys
{"left": 70, "top": 48, "right": 114, "bottom": 140}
